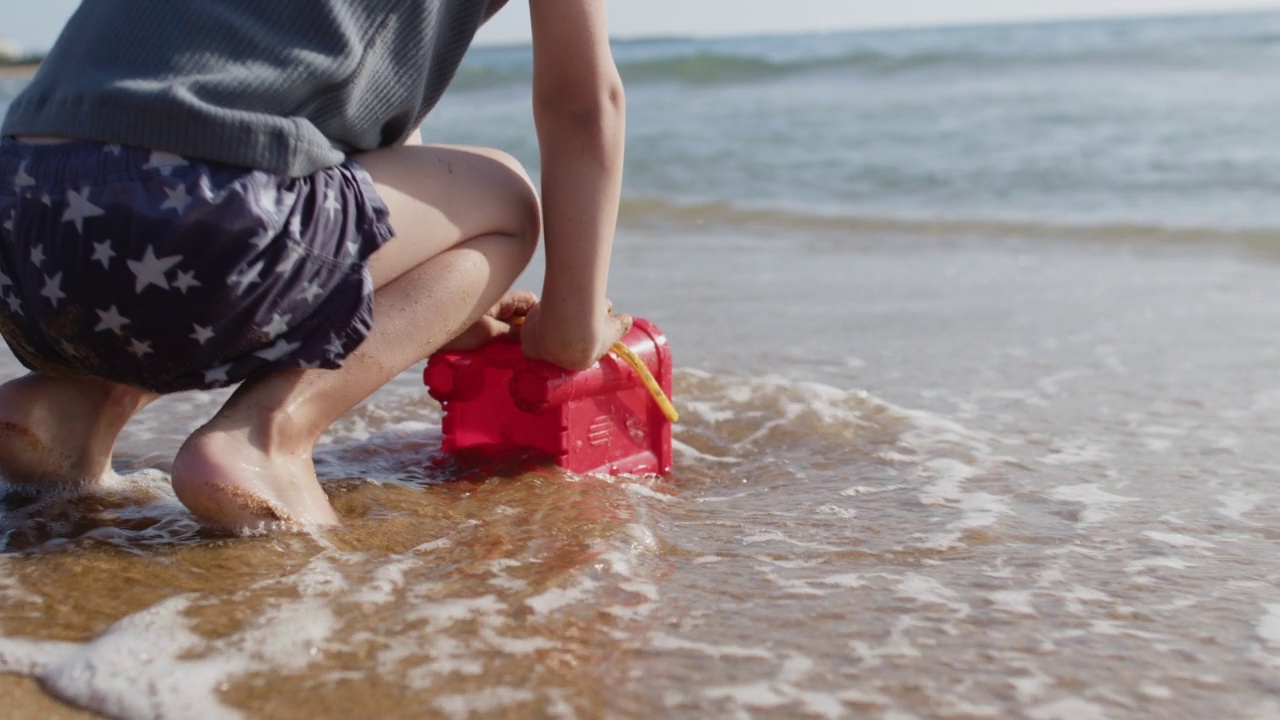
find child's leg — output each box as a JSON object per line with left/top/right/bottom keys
{"left": 170, "top": 145, "right": 541, "bottom": 527}
{"left": 0, "top": 373, "right": 158, "bottom": 486}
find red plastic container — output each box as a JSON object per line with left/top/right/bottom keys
{"left": 423, "top": 318, "right": 673, "bottom": 475}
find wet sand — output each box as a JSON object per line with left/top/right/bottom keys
{"left": 1, "top": 224, "right": 1279, "bottom": 718}
{"left": 0, "top": 64, "right": 37, "bottom": 80}
{"left": 0, "top": 675, "right": 95, "bottom": 718}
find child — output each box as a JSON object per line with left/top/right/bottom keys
{"left": 0, "top": 0, "right": 629, "bottom": 528}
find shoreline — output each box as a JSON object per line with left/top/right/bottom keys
{"left": 0, "top": 63, "right": 38, "bottom": 80}
{"left": 0, "top": 675, "right": 96, "bottom": 719}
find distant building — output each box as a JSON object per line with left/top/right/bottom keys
{"left": 0, "top": 38, "right": 21, "bottom": 63}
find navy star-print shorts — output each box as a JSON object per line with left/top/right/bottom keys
{"left": 0, "top": 137, "right": 395, "bottom": 393}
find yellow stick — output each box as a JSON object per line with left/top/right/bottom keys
{"left": 506, "top": 315, "right": 679, "bottom": 422}
{"left": 610, "top": 340, "right": 680, "bottom": 423}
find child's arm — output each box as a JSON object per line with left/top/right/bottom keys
{"left": 519, "top": 0, "right": 630, "bottom": 371}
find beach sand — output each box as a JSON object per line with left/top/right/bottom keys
{"left": 0, "top": 675, "right": 96, "bottom": 719}
{"left": 0, "top": 64, "right": 37, "bottom": 80}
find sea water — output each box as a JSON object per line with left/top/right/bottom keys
{"left": 2, "top": 11, "right": 1280, "bottom": 719}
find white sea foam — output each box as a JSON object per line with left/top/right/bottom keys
{"left": 0, "top": 591, "right": 338, "bottom": 720}
{"left": 1048, "top": 483, "right": 1139, "bottom": 524}
{"left": 1143, "top": 531, "right": 1214, "bottom": 549}
{"left": 1216, "top": 490, "right": 1264, "bottom": 523}
{"left": 525, "top": 576, "right": 601, "bottom": 615}
{"left": 0, "top": 637, "right": 81, "bottom": 675}
{"left": 812, "top": 573, "right": 867, "bottom": 589}
{"left": 895, "top": 574, "right": 969, "bottom": 614}
{"left": 1038, "top": 438, "right": 1111, "bottom": 466}
{"left": 990, "top": 589, "right": 1039, "bottom": 616}
{"left": 1036, "top": 369, "right": 1090, "bottom": 396}
{"left": 432, "top": 687, "right": 536, "bottom": 718}
{"left": 648, "top": 633, "right": 775, "bottom": 661}
{"left": 407, "top": 595, "right": 505, "bottom": 628}
{"left": 625, "top": 482, "right": 676, "bottom": 502}
{"left": 1125, "top": 556, "right": 1194, "bottom": 572}
{"left": 672, "top": 439, "right": 740, "bottom": 463}
{"left": 348, "top": 557, "right": 417, "bottom": 606}
{"left": 1258, "top": 604, "right": 1280, "bottom": 648}
{"left": 700, "top": 673, "right": 850, "bottom": 720}
{"left": 848, "top": 617, "right": 924, "bottom": 666}
{"left": 1010, "top": 670, "right": 1055, "bottom": 704}
{"left": 741, "top": 529, "right": 841, "bottom": 551}
{"left": 1028, "top": 697, "right": 1112, "bottom": 720}
{"left": 812, "top": 503, "right": 857, "bottom": 518}
{"left": 840, "top": 485, "right": 905, "bottom": 497}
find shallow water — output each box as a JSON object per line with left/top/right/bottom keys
{"left": 5, "top": 10, "right": 1280, "bottom": 719}
{"left": 3, "top": 222, "right": 1280, "bottom": 719}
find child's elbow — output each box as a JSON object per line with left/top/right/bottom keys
{"left": 536, "top": 73, "right": 626, "bottom": 129}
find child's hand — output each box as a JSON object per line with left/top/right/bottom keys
{"left": 520, "top": 300, "right": 631, "bottom": 371}
{"left": 439, "top": 290, "right": 537, "bottom": 352}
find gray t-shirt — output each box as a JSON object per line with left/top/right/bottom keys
{"left": 2, "top": 0, "right": 508, "bottom": 176}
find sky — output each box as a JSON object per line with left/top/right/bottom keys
{"left": 5, "top": 0, "right": 1280, "bottom": 53}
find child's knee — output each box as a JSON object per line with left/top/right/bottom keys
{"left": 478, "top": 149, "right": 541, "bottom": 245}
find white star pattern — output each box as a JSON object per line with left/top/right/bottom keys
{"left": 58, "top": 339, "right": 82, "bottom": 359}
{"left": 102, "top": 144, "right": 122, "bottom": 155}
{"left": 128, "top": 338, "right": 153, "bottom": 358}
{"left": 204, "top": 364, "right": 232, "bottom": 385}
{"left": 173, "top": 269, "right": 201, "bottom": 294}
{"left": 5, "top": 293, "right": 23, "bottom": 316}
{"left": 94, "top": 306, "right": 130, "bottom": 334}
{"left": 143, "top": 151, "right": 188, "bottom": 174}
{"left": 298, "top": 360, "right": 322, "bottom": 369}
{"left": 160, "top": 182, "right": 192, "bottom": 214}
{"left": 324, "top": 333, "right": 345, "bottom": 358}
{"left": 345, "top": 241, "right": 360, "bottom": 257}
{"left": 254, "top": 338, "right": 301, "bottom": 362}
{"left": 323, "top": 189, "right": 341, "bottom": 219}
{"left": 195, "top": 173, "right": 214, "bottom": 202}
{"left": 257, "top": 186, "right": 280, "bottom": 219}
{"left": 2, "top": 210, "right": 12, "bottom": 232}
{"left": 230, "top": 261, "right": 265, "bottom": 295}
{"left": 190, "top": 324, "right": 215, "bottom": 345}
{"left": 30, "top": 245, "right": 45, "bottom": 267}
{"left": 13, "top": 161, "right": 35, "bottom": 189}
{"left": 299, "top": 280, "right": 323, "bottom": 304}
{"left": 91, "top": 240, "right": 116, "bottom": 269}
{"left": 63, "top": 187, "right": 105, "bottom": 235}
{"left": 0, "top": 269, "right": 10, "bottom": 289}
{"left": 277, "top": 246, "right": 303, "bottom": 275}
{"left": 262, "top": 313, "right": 291, "bottom": 339}
{"left": 40, "top": 193, "right": 51, "bottom": 206}
{"left": 40, "top": 272, "right": 66, "bottom": 308}
{"left": 249, "top": 232, "right": 273, "bottom": 250}
{"left": 127, "top": 246, "right": 183, "bottom": 293}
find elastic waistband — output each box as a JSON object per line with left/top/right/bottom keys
{"left": 0, "top": 136, "right": 240, "bottom": 189}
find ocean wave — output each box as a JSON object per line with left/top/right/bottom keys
{"left": 617, "top": 196, "right": 1280, "bottom": 246}
{"left": 450, "top": 13, "right": 1280, "bottom": 90}
{"left": 452, "top": 46, "right": 1120, "bottom": 90}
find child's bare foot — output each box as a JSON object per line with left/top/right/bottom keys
{"left": 171, "top": 426, "right": 339, "bottom": 529}
{"left": 0, "top": 374, "right": 154, "bottom": 487}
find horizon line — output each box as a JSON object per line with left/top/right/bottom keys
{"left": 2, "top": 4, "right": 1276, "bottom": 54}
{"left": 473, "top": 4, "right": 1280, "bottom": 48}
